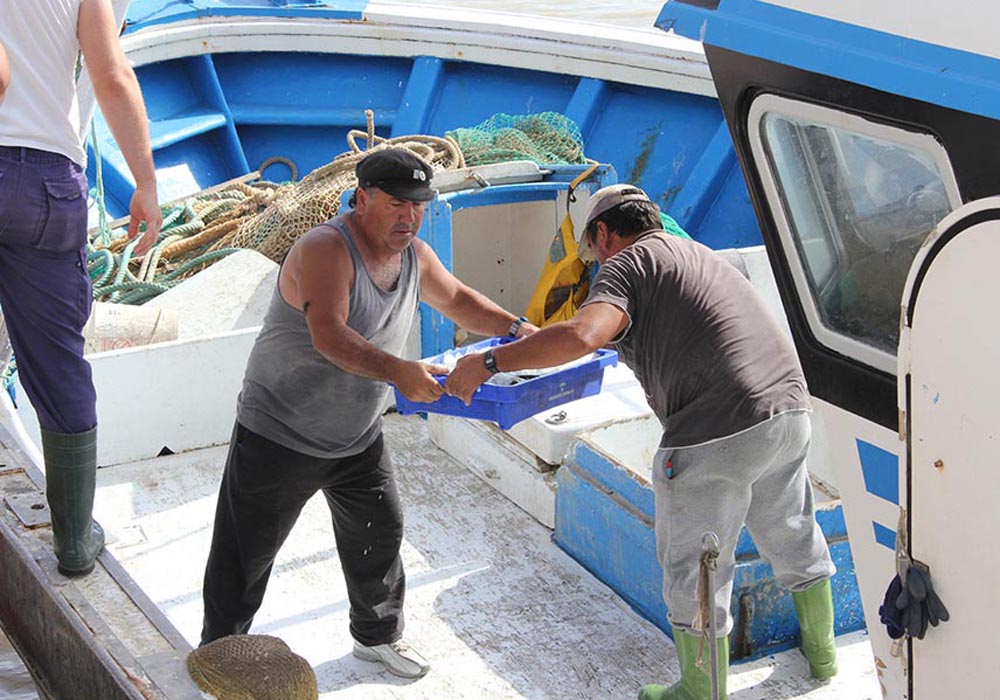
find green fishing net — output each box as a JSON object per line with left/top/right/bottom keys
{"left": 660, "top": 211, "right": 691, "bottom": 240}
{"left": 446, "top": 112, "right": 587, "bottom": 166}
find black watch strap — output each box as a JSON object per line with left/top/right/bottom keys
{"left": 483, "top": 349, "right": 500, "bottom": 375}
{"left": 508, "top": 316, "right": 528, "bottom": 338}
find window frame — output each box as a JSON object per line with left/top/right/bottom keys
{"left": 747, "top": 94, "right": 962, "bottom": 374}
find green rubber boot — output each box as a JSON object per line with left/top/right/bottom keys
{"left": 42, "top": 427, "right": 105, "bottom": 577}
{"left": 792, "top": 579, "right": 838, "bottom": 680}
{"left": 639, "top": 627, "right": 728, "bottom": 700}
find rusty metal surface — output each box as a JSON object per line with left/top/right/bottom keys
{"left": 4, "top": 492, "right": 50, "bottom": 528}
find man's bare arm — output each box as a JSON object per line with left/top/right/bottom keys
{"left": 287, "top": 229, "right": 446, "bottom": 403}
{"left": 0, "top": 40, "right": 10, "bottom": 103}
{"left": 444, "top": 302, "right": 627, "bottom": 404}
{"left": 78, "top": 0, "right": 161, "bottom": 253}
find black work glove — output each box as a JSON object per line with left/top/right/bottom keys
{"left": 878, "top": 574, "right": 906, "bottom": 640}
{"left": 894, "top": 563, "right": 950, "bottom": 640}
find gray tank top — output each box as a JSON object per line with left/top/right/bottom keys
{"left": 237, "top": 215, "right": 419, "bottom": 458}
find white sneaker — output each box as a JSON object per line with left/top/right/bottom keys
{"left": 352, "top": 640, "right": 430, "bottom": 679}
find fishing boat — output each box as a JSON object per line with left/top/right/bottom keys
{"left": 8, "top": 0, "right": 991, "bottom": 697}
{"left": 661, "top": 1, "right": 1000, "bottom": 698}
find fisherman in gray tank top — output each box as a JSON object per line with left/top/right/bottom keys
{"left": 446, "top": 185, "right": 838, "bottom": 700}
{"left": 200, "top": 149, "right": 537, "bottom": 679}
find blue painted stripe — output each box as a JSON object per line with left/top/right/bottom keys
{"left": 564, "top": 78, "right": 608, "bottom": 142}
{"left": 393, "top": 58, "right": 446, "bottom": 138}
{"left": 124, "top": 0, "right": 367, "bottom": 33}
{"left": 855, "top": 439, "right": 899, "bottom": 505}
{"left": 873, "top": 521, "right": 896, "bottom": 551}
{"left": 658, "top": 0, "right": 1000, "bottom": 122}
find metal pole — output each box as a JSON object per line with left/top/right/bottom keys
{"left": 701, "top": 531, "right": 721, "bottom": 700}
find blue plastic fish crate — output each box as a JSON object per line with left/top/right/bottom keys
{"left": 394, "top": 337, "right": 618, "bottom": 430}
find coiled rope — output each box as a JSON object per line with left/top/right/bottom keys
{"left": 87, "top": 110, "right": 464, "bottom": 303}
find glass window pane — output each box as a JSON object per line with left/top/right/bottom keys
{"left": 759, "top": 111, "right": 954, "bottom": 355}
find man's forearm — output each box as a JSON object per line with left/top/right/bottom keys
{"left": 313, "top": 322, "right": 406, "bottom": 384}
{"left": 93, "top": 66, "right": 156, "bottom": 188}
{"left": 493, "top": 322, "right": 593, "bottom": 372}
{"left": 0, "top": 41, "right": 10, "bottom": 102}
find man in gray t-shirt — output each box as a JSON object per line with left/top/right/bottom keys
{"left": 446, "top": 184, "right": 837, "bottom": 700}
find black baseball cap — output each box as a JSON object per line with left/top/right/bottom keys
{"left": 355, "top": 148, "right": 435, "bottom": 202}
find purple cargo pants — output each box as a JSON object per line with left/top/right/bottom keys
{"left": 0, "top": 146, "right": 96, "bottom": 434}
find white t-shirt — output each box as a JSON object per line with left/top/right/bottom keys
{"left": 0, "top": 0, "right": 131, "bottom": 166}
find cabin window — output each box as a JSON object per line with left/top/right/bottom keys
{"left": 747, "top": 96, "right": 961, "bottom": 373}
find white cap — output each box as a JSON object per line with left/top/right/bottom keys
{"left": 578, "top": 184, "right": 652, "bottom": 262}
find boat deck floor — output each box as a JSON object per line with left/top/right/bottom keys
{"left": 94, "top": 414, "right": 881, "bottom": 700}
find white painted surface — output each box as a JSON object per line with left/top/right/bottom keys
{"left": 0, "top": 390, "right": 42, "bottom": 470}
{"left": 432, "top": 161, "right": 544, "bottom": 194}
{"left": 900, "top": 197, "right": 1000, "bottom": 699}
{"left": 506, "top": 363, "right": 653, "bottom": 466}
{"left": 450, "top": 200, "right": 562, "bottom": 328}
{"left": 94, "top": 413, "right": 880, "bottom": 700}
{"left": 582, "top": 414, "right": 661, "bottom": 482}
{"left": 146, "top": 249, "right": 278, "bottom": 339}
{"left": 763, "top": 0, "right": 1000, "bottom": 60}
{"left": 426, "top": 413, "right": 557, "bottom": 528}
{"left": 811, "top": 398, "right": 903, "bottom": 700}
{"left": 83, "top": 303, "right": 178, "bottom": 354}
{"left": 121, "top": 8, "right": 714, "bottom": 96}
{"left": 14, "top": 328, "right": 259, "bottom": 467}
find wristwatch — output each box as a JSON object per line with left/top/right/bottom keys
{"left": 508, "top": 316, "right": 528, "bottom": 338}
{"left": 483, "top": 348, "right": 500, "bottom": 374}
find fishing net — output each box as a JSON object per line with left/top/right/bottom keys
{"left": 87, "top": 113, "right": 465, "bottom": 301}
{"left": 187, "top": 634, "right": 318, "bottom": 700}
{"left": 445, "top": 112, "right": 587, "bottom": 166}
{"left": 215, "top": 126, "right": 464, "bottom": 262}
{"left": 86, "top": 110, "right": 591, "bottom": 306}
{"left": 87, "top": 179, "right": 284, "bottom": 305}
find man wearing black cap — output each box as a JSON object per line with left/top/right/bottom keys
{"left": 199, "top": 147, "right": 536, "bottom": 678}
{"left": 446, "top": 184, "right": 837, "bottom": 700}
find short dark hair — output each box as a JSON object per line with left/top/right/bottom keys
{"left": 348, "top": 187, "right": 369, "bottom": 209}
{"left": 584, "top": 199, "right": 661, "bottom": 244}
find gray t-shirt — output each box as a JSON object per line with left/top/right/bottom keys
{"left": 237, "top": 215, "right": 419, "bottom": 458}
{"left": 584, "top": 230, "right": 809, "bottom": 448}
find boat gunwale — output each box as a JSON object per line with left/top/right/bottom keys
{"left": 118, "top": 12, "right": 716, "bottom": 97}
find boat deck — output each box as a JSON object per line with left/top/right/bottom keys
{"left": 92, "top": 413, "right": 881, "bottom": 700}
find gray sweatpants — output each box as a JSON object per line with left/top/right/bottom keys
{"left": 652, "top": 410, "right": 836, "bottom": 637}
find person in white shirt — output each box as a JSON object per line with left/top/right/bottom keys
{"left": 0, "top": 0, "right": 161, "bottom": 576}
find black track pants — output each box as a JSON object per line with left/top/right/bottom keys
{"left": 201, "top": 422, "right": 405, "bottom": 646}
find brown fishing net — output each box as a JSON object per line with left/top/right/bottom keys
{"left": 187, "top": 634, "right": 318, "bottom": 700}
{"left": 88, "top": 110, "right": 588, "bottom": 304}
{"left": 213, "top": 124, "right": 465, "bottom": 263}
